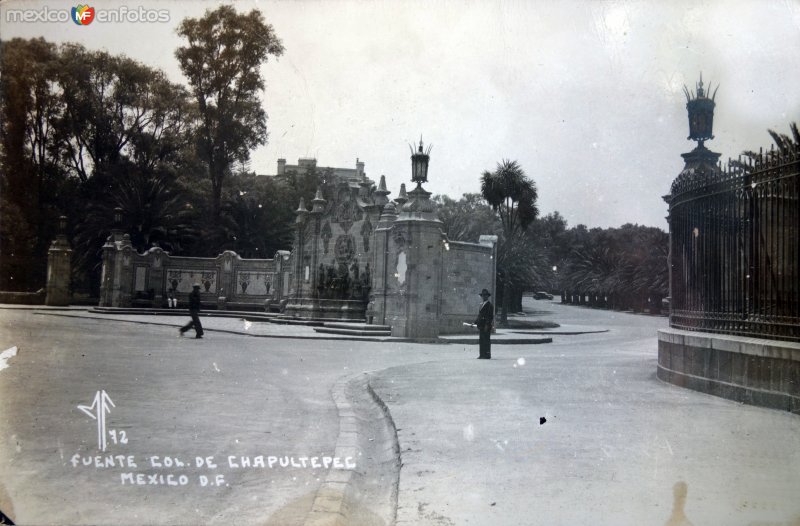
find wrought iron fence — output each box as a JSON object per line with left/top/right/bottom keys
{"left": 668, "top": 144, "right": 800, "bottom": 341}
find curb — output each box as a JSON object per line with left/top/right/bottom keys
{"left": 32, "top": 312, "right": 558, "bottom": 345}
{"left": 33, "top": 312, "right": 415, "bottom": 343}
{"left": 365, "top": 380, "right": 401, "bottom": 523}
{"left": 0, "top": 305, "right": 87, "bottom": 311}
{"left": 304, "top": 377, "right": 358, "bottom": 526}
{"left": 439, "top": 336, "right": 553, "bottom": 345}
{"left": 303, "top": 374, "right": 401, "bottom": 526}
{"left": 511, "top": 329, "right": 609, "bottom": 335}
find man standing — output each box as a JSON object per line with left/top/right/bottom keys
{"left": 475, "top": 288, "right": 494, "bottom": 359}
{"left": 179, "top": 283, "right": 204, "bottom": 339}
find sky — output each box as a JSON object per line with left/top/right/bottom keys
{"left": 2, "top": 0, "right": 799, "bottom": 230}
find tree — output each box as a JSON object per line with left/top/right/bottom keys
{"left": 1, "top": 38, "right": 199, "bottom": 292}
{"left": 71, "top": 164, "right": 194, "bottom": 294}
{"left": 176, "top": 5, "right": 284, "bottom": 220}
{"left": 0, "top": 38, "right": 62, "bottom": 289}
{"left": 56, "top": 43, "right": 193, "bottom": 183}
{"left": 55, "top": 43, "right": 196, "bottom": 291}
{"left": 557, "top": 224, "right": 668, "bottom": 312}
{"left": 767, "top": 122, "right": 800, "bottom": 155}
{"left": 480, "top": 159, "right": 539, "bottom": 325}
{"left": 433, "top": 193, "right": 500, "bottom": 242}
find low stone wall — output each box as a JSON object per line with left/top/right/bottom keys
{"left": 100, "top": 239, "right": 292, "bottom": 310}
{"left": 439, "top": 241, "right": 495, "bottom": 334}
{"left": 0, "top": 289, "right": 45, "bottom": 305}
{"left": 657, "top": 328, "right": 800, "bottom": 413}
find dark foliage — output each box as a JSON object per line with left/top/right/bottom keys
{"left": 1, "top": 20, "right": 285, "bottom": 293}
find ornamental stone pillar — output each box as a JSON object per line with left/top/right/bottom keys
{"left": 384, "top": 139, "right": 445, "bottom": 339}
{"left": 45, "top": 216, "right": 72, "bottom": 306}
{"left": 388, "top": 184, "right": 444, "bottom": 339}
{"left": 371, "top": 202, "right": 398, "bottom": 326}
{"left": 111, "top": 234, "right": 134, "bottom": 307}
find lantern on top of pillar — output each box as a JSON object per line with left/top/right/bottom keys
{"left": 683, "top": 74, "right": 718, "bottom": 148}
{"left": 410, "top": 138, "right": 432, "bottom": 189}
{"left": 110, "top": 206, "right": 124, "bottom": 241}
{"left": 401, "top": 137, "right": 438, "bottom": 218}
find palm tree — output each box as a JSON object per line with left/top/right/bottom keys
{"left": 767, "top": 122, "right": 800, "bottom": 155}
{"left": 72, "top": 166, "right": 192, "bottom": 294}
{"left": 480, "top": 159, "right": 539, "bottom": 325}
{"left": 730, "top": 122, "right": 799, "bottom": 173}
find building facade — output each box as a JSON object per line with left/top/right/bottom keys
{"left": 283, "top": 149, "right": 497, "bottom": 337}
{"left": 97, "top": 150, "right": 497, "bottom": 339}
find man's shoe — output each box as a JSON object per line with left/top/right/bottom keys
{"left": 195, "top": 335, "right": 203, "bottom": 339}
{"left": 178, "top": 330, "right": 184, "bottom": 337}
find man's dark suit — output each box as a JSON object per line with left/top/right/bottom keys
{"left": 475, "top": 300, "right": 494, "bottom": 359}
{"left": 180, "top": 288, "right": 204, "bottom": 338}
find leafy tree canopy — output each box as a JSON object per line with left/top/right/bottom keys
{"left": 176, "top": 5, "right": 284, "bottom": 219}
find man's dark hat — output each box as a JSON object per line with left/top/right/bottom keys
{"left": 479, "top": 289, "right": 491, "bottom": 297}
{"left": 192, "top": 283, "right": 201, "bottom": 288}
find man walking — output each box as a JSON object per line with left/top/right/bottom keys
{"left": 475, "top": 288, "right": 494, "bottom": 359}
{"left": 179, "top": 283, "right": 204, "bottom": 339}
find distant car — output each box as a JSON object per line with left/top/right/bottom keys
{"left": 533, "top": 291, "right": 554, "bottom": 300}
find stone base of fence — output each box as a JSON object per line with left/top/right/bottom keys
{"left": 657, "top": 328, "right": 800, "bottom": 413}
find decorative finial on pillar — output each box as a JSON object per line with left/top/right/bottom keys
{"left": 377, "top": 201, "right": 398, "bottom": 228}
{"left": 295, "top": 197, "right": 309, "bottom": 223}
{"left": 374, "top": 175, "right": 391, "bottom": 206}
{"left": 395, "top": 183, "right": 409, "bottom": 207}
{"left": 51, "top": 215, "right": 70, "bottom": 248}
{"left": 311, "top": 187, "right": 326, "bottom": 214}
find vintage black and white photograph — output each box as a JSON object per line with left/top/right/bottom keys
{"left": 0, "top": 1, "right": 798, "bottom": 524}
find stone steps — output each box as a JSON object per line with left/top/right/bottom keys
{"left": 90, "top": 307, "right": 277, "bottom": 322}
{"left": 267, "top": 316, "right": 381, "bottom": 326}
{"left": 266, "top": 318, "right": 326, "bottom": 326}
{"left": 313, "top": 327, "right": 392, "bottom": 337}
{"left": 313, "top": 322, "right": 393, "bottom": 337}
{"left": 322, "top": 323, "right": 392, "bottom": 331}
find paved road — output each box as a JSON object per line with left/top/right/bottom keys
{"left": 1, "top": 301, "right": 798, "bottom": 526}
{"left": 369, "top": 301, "right": 800, "bottom": 526}
{"left": 0, "top": 308, "right": 462, "bottom": 525}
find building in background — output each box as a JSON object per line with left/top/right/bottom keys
{"left": 96, "top": 148, "right": 497, "bottom": 339}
